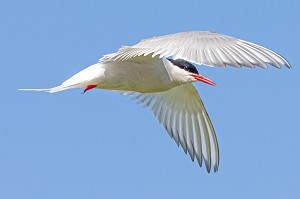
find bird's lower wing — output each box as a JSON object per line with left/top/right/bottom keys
{"left": 119, "top": 83, "right": 219, "bottom": 172}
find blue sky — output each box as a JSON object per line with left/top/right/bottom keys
{"left": 1, "top": 0, "right": 299, "bottom": 198}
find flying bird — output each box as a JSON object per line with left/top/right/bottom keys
{"left": 20, "top": 31, "right": 290, "bottom": 172}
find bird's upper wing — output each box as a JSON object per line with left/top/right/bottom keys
{"left": 119, "top": 83, "right": 219, "bottom": 172}
{"left": 101, "top": 31, "right": 290, "bottom": 69}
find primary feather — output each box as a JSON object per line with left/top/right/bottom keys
{"left": 119, "top": 83, "right": 219, "bottom": 172}
{"left": 101, "top": 31, "right": 290, "bottom": 69}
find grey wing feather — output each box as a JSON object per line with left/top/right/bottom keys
{"left": 101, "top": 31, "right": 290, "bottom": 69}
{"left": 118, "top": 83, "right": 219, "bottom": 173}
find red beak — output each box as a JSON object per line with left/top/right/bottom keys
{"left": 192, "top": 74, "right": 216, "bottom": 86}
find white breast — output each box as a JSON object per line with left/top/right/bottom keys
{"left": 100, "top": 58, "right": 177, "bottom": 93}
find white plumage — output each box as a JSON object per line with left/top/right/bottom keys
{"left": 120, "top": 84, "right": 219, "bottom": 172}
{"left": 102, "top": 31, "right": 290, "bottom": 68}
{"left": 20, "top": 31, "right": 290, "bottom": 172}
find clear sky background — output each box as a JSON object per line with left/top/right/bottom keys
{"left": 1, "top": 0, "right": 299, "bottom": 198}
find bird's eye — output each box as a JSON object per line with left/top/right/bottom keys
{"left": 167, "top": 58, "right": 199, "bottom": 74}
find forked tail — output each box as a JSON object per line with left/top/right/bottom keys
{"left": 18, "top": 83, "right": 81, "bottom": 93}
{"left": 19, "top": 63, "right": 104, "bottom": 93}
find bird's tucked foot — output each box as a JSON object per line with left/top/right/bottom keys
{"left": 83, "top": 84, "right": 97, "bottom": 94}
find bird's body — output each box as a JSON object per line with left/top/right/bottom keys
{"left": 95, "top": 58, "right": 177, "bottom": 93}
{"left": 20, "top": 31, "right": 290, "bottom": 172}
{"left": 49, "top": 57, "right": 199, "bottom": 93}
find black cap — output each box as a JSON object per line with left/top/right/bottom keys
{"left": 167, "top": 58, "right": 199, "bottom": 74}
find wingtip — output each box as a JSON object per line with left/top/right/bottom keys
{"left": 203, "top": 159, "right": 211, "bottom": 173}
{"left": 285, "top": 62, "right": 292, "bottom": 69}
{"left": 204, "top": 164, "right": 219, "bottom": 173}
{"left": 213, "top": 165, "right": 219, "bottom": 173}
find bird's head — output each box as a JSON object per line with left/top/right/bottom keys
{"left": 166, "top": 58, "right": 216, "bottom": 86}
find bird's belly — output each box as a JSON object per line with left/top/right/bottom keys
{"left": 101, "top": 79, "right": 173, "bottom": 93}
{"left": 99, "top": 60, "right": 176, "bottom": 93}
